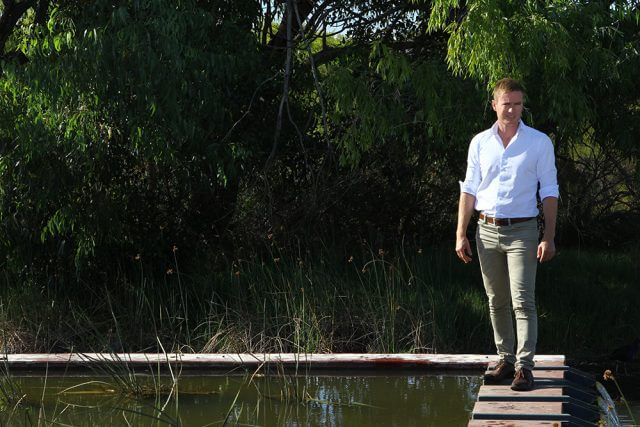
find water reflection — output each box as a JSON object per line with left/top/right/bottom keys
{"left": 2, "top": 372, "right": 484, "bottom": 426}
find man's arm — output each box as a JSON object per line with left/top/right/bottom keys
{"left": 537, "top": 196, "right": 558, "bottom": 262}
{"left": 456, "top": 192, "right": 476, "bottom": 263}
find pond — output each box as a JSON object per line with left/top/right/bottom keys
{"left": 4, "top": 370, "right": 640, "bottom": 426}
{"left": 2, "top": 371, "right": 483, "bottom": 426}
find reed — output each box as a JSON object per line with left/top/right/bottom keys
{"left": 0, "top": 363, "right": 29, "bottom": 424}
{"left": 0, "top": 244, "right": 638, "bottom": 359}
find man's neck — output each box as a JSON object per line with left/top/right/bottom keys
{"left": 497, "top": 122, "right": 519, "bottom": 147}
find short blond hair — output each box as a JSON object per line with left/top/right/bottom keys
{"left": 493, "top": 78, "right": 525, "bottom": 98}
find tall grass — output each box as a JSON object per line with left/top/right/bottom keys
{"left": 0, "top": 363, "right": 29, "bottom": 424}
{"left": 0, "top": 243, "right": 638, "bottom": 359}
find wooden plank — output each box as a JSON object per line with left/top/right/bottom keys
{"left": 531, "top": 370, "right": 565, "bottom": 379}
{"left": 471, "top": 403, "right": 595, "bottom": 427}
{"left": 477, "top": 391, "right": 599, "bottom": 421}
{"left": 2, "top": 353, "right": 565, "bottom": 371}
{"left": 482, "top": 369, "right": 566, "bottom": 379}
{"left": 472, "top": 401, "right": 564, "bottom": 415}
{"left": 469, "top": 420, "right": 566, "bottom": 426}
{"left": 469, "top": 421, "right": 566, "bottom": 426}
{"left": 479, "top": 388, "right": 597, "bottom": 408}
{"left": 533, "top": 359, "right": 566, "bottom": 367}
{"left": 478, "top": 385, "right": 565, "bottom": 397}
{"left": 487, "top": 361, "right": 567, "bottom": 369}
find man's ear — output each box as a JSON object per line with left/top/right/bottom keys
{"left": 491, "top": 99, "right": 497, "bottom": 112}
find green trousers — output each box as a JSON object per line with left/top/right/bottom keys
{"left": 476, "top": 218, "right": 539, "bottom": 371}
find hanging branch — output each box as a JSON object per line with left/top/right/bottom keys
{"left": 264, "top": 0, "right": 295, "bottom": 172}
{"left": 292, "top": 0, "right": 330, "bottom": 154}
{"left": 261, "top": 0, "right": 272, "bottom": 46}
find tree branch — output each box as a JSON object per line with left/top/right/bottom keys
{"left": 268, "top": 0, "right": 314, "bottom": 49}
{"left": 309, "top": 34, "right": 447, "bottom": 67}
{"left": 265, "top": 0, "right": 295, "bottom": 172}
{"left": 0, "top": 0, "right": 34, "bottom": 57}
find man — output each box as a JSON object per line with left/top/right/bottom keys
{"left": 455, "top": 78, "right": 559, "bottom": 391}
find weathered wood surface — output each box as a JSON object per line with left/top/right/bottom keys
{"left": 530, "top": 370, "right": 565, "bottom": 379}
{"left": 479, "top": 385, "right": 565, "bottom": 398}
{"left": 1, "top": 353, "right": 564, "bottom": 371}
{"left": 471, "top": 362, "right": 600, "bottom": 427}
{"left": 533, "top": 360, "right": 567, "bottom": 367}
{"left": 468, "top": 420, "right": 566, "bottom": 426}
{"left": 472, "top": 401, "right": 564, "bottom": 415}
{"left": 487, "top": 360, "right": 566, "bottom": 368}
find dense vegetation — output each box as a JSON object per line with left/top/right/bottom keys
{"left": 0, "top": 0, "right": 638, "bottom": 355}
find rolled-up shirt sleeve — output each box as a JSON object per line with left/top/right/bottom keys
{"left": 537, "top": 136, "right": 559, "bottom": 200}
{"left": 459, "top": 137, "right": 481, "bottom": 196}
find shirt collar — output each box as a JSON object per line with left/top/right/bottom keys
{"left": 491, "top": 120, "right": 528, "bottom": 140}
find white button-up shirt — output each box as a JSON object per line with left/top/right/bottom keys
{"left": 460, "top": 121, "right": 559, "bottom": 218}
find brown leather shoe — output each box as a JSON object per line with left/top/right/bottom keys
{"left": 511, "top": 368, "right": 534, "bottom": 391}
{"left": 483, "top": 360, "right": 515, "bottom": 384}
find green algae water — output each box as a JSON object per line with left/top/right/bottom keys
{"left": 1, "top": 372, "right": 483, "bottom": 426}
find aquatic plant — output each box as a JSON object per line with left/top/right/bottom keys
{"left": 0, "top": 365, "right": 26, "bottom": 414}
{"left": 603, "top": 369, "right": 637, "bottom": 426}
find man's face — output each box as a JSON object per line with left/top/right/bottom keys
{"left": 492, "top": 90, "right": 523, "bottom": 127}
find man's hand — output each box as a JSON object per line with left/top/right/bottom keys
{"left": 537, "top": 238, "right": 556, "bottom": 263}
{"left": 538, "top": 197, "right": 558, "bottom": 263}
{"left": 456, "top": 235, "right": 473, "bottom": 263}
{"left": 456, "top": 193, "right": 476, "bottom": 264}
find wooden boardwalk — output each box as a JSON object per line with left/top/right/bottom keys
{"left": 469, "top": 356, "right": 601, "bottom": 427}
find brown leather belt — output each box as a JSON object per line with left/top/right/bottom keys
{"left": 479, "top": 213, "right": 535, "bottom": 226}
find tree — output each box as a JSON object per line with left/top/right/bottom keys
{"left": 0, "top": 0, "right": 268, "bottom": 276}
{"left": 0, "top": 0, "right": 637, "bottom": 286}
